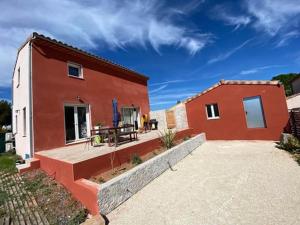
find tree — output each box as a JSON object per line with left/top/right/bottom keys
{"left": 0, "top": 100, "right": 12, "bottom": 126}
{"left": 272, "top": 73, "right": 300, "bottom": 96}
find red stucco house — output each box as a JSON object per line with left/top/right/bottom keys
{"left": 184, "top": 80, "right": 289, "bottom": 140}
{"left": 12, "top": 33, "right": 150, "bottom": 159}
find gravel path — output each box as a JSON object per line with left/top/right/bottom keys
{"left": 108, "top": 141, "right": 300, "bottom": 225}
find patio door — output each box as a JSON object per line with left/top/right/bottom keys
{"left": 243, "top": 96, "right": 266, "bottom": 128}
{"left": 64, "top": 105, "right": 90, "bottom": 143}
{"left": 121, "top": 107, "right": 139, "bottom": 130}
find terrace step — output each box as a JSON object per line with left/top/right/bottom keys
{"left": 17, "top": 158, "right": 40, "bottom": 173}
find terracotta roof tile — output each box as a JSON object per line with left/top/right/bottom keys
{"left": 183, "top": 80, "right": 281, "bottom": 104}
{"left": 24, "top": 32, "right": 149, "bottom": 80}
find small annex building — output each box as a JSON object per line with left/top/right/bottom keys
{"left": 182, "top": 80, "right": 289, "bottom": 140}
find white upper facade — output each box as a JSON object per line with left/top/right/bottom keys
{"left": 12, "top": 42, "right": 32, "bottom": 159}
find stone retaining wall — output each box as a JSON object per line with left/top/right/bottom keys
{"left": 98, "top": 133, "right": 206, "bottom": 215}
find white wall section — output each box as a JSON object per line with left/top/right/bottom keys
{"left": 12, "top": 42, "right": 32, "bottom": 159}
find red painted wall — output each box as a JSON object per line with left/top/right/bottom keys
{"left": 31, "top": 40, "right": 150, "bottom": 151}
{"left": 72, "top": 128, "right": 193, "bottom": 180}
{"left": 185, "top": 84, "right": 289, "bottom": 140}
{"left": 34, "top": 128, "right": 193, "bottom": 215}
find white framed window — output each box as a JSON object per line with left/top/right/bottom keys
{"left": 23, "top": 107, "right": 26, "bottom": 137}
{"left": 15, "top": 114, "right": 18, "bottom": 134}
{"left": 17, "top": 67, "right": 20, "bottom": 87}
{"left": 68, "top": 62, "right": 83, "bottom": 78}
{"left": 206, "top": 103, "right": 220, "bottom": 119}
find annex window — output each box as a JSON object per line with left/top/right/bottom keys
{"left": 206, "top": 103, "right": 219, "bottom": 119}
{"left": 68, "top": 63, "right": 82, "bottom": 78}
{"left": 17, "top": 67, "right": 20, "bottom": 87}
{"left": 23, "top": 107, "right": 26, "bottom": 136}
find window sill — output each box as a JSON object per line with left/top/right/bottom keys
{"left": 68, "top": 75, "right": 84, "bottom": 80}
{"left": 207, "top": 117, "right": 220, "bottom": 120}
{"left": 65, "top": 138, "right": 90, "bottom": 145}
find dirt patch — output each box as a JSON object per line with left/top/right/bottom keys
{"left": 90, "top": 137, "right": 188, "bottom": 184}
{"left": 22, "top": 169, "right": 88, "bottom": 225}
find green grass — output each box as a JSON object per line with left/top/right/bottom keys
{"left": 0, "top": 152, "right": 19, "bottom": 172}
{"left": 0, "top": 190, "right": 8, "bottom": 206}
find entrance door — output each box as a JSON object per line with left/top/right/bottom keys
{"left": 64, "top": 105, "right": 89, "bottom": 143}
{"left": 243, "top": 96, "right": 266, "bottom": 128}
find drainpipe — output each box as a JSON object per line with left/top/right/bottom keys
{"left": 29, "top": 37, "right": 35, "bottom": 158}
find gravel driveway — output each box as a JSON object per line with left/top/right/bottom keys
{"left": 107, "top": 141, "right": 300, "bottom": 225}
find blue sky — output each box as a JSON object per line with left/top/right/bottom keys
{"left": 0, "top": 0, "right": 300, "bottom": 110}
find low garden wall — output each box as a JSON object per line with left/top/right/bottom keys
{"left": 98, "top": 132, "right": 206, "bottom": 215}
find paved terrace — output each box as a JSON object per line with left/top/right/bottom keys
{"left": 36, "top": 130, "right": 170, "bottom": 164}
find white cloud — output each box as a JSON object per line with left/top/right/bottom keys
{"left": 150, "top": 79, "right": 195, "bottom": 86}
{"left": 245, "top": 0, "right": 300, "bottom": 36}
{"left": 150, "top": 86, "right": 198, "bottom": 108}
{"left": 207, "top": 38, "right": 252, "bottom": 64}
{"left": 0, "top": 0, "right": 209, "bottom": 87}
{"left": 149, "top": 84, "right": 168, "bottom": 94}
{"left": 275, "top": 31, "right": 300, "bottom": 47}
{"left": 213, "top": 6, "right": 251, "bottom": 30}
{"left": 240, "top": 65, "right": 284, "bottom": 75}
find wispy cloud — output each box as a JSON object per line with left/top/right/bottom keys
{"left": 151, "top": 92, "right": 197, "bottom": 101}
{"left": 150, "top": 87, "right": 198, "bottom": 108}
{"left": 275, "top": 31, "right": 300, "bottom": 47}
{"left": 213, "top": 5, "right": 251, "bottom": 30}
{"left": 150, "top": 79, "right": 195, "bottom": 86}
{"left": 245, "top": 0, "right": 300, "bottom": 36}
{"left": 149, "top": 84, "right": 168, "bottom": 94}
{"left": 207, "top": 38, "right": 252, "bottom": 64}
{"left": 0, "top": 0, "right": 210, "bottom": 87}
{"left": 240, "top": 65, "right": 284, "bottom": 75}
{"left": 150, "top": 100, "right": 177, "bottom": 106}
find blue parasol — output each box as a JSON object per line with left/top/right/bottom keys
{"left": 112, "top": 98, "right": 119, "bottom": 128}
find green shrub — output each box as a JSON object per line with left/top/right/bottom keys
{"left": 279, "top": 136, "right": 300, "bottom": 153}
{"left": 131, "top": 154, "right": 143, "bottom": 165}
{"left": 183, "top": 136, "right": 191, "bottom": 141}
{"left": 160, "top": 129, "right": 176, "bottom": 149}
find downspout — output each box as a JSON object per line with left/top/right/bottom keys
{"left": 29, "top": 38, "right": 34, "bottom": 157}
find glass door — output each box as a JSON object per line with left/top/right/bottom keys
{"left": 243, "top": 96, "right": 266, "bottom": 128}
{"left": 122, "top": 108, "right": 134, "bottom": 125}
{"left": 121, "top": 107, "right": 140, "bottom": 131}
{"left": 65, "top": 106, "right": 76, "bottom": 142}
{"left": 77, "top": 106, "right": 87, "bottom": 139}
{"left": 64, "top": 105, "right": 89, "bottom": 143}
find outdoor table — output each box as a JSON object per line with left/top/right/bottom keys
{"left": 90, "top": 124, "right": 137, "bottom": 147}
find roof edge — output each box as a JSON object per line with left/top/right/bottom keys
{"left": 28, "top": 32, "right": 149, "bottom": 81}
{"left": 183, "top": 79, "right": 281, "bottom": 104}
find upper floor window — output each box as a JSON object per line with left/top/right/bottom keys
{"left": 23, "top": 107, "right": 27, "bottom": 137}
{"left": 17, "top": 67, "right": 20, "bottom": 87}
{"left": 206, "top": 103, "right": 220, "bottom": 119}
{"left": 68, "top": 63, "right": 83, "bottom": 78}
